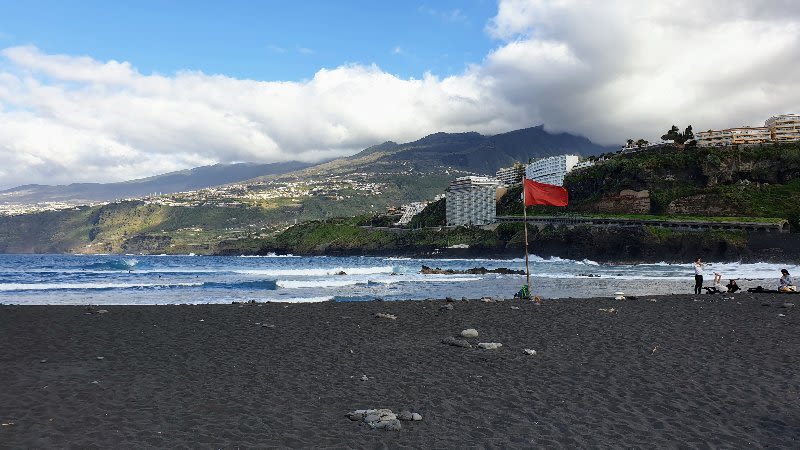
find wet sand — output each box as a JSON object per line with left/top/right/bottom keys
{"left": 1, "top": 293, "right": 799, "bottom": 448}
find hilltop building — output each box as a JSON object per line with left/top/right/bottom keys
{"left": 395, "top": 194, "right": 444, "bottom": 225}
{"left": 766, "top": 114, "right": 800, "bottom": 142}
{"left": 445, "top": 176, "right": 500, "bottom": 226}
{"left": 697, "top": 113, "right": 800, "bottom": 147}
{"left": 525, "top": 155, "right": 580, "bottom": 186}
{"left": 495, "top": 163, "right": 525, "bottom": 186}
{"left": 572, "top": 159, "right": 596, "bottom": 171}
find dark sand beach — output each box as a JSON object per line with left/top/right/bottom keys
{"left": 2, "top": 293, "right": 799, "bottom": 448}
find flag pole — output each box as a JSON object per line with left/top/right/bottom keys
{"left": 523, "top": 176, "right": 531, "bottom": 298}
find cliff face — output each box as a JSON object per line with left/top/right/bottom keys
{"left": 564, "top": 143, "right": 800, "bottom": 224}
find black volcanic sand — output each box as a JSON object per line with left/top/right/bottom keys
{"left": 2, "top": 294, "right": 800, "bottom": 448}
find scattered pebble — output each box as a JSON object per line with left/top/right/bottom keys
{"left": 460, "top": 328, "right": 479, "bottom": 338}
{"left": 439, "top": 304, "right": 453, "bottom": 312}
{"left": 782, "top": 302, "right": 795, "bottom": 308}
{"left": 480, "top": 297, "right": 497, "bottom": 303}
{"left": 441, "top": 336, "right": 472, "bottom": 348}
{"left": 778, "top": 313, "right": 786, "bottom": 317}
{"left": 39, "top": 359, "right": 47, "bottom": 363}
{"left": 477, "top": 342, "right": 502, "bottom": 350}
{"left": 261, "top": 324, "right": 275, "bottom": 328}
{"left": 523, "top": 349, "right": 537, "bottom": 356}
{"left": 347, "top": 408, "right": 421, "bottom": 430}
{"left": 96, "top": 356, "right": 104, "bottom": 360}
{"left": 97, "top": 309, "right": 108, "bottom": 314}
{"left": 199, "top": 319, "right": 205, "bottom": 322}
{"left": 374, "top": 313, "right": 397, "bottom": 320}
{"left": 1, "top": 422, "right": 14, "bottom": 427}
{"left": 599, "top": 308, "right": 617, "bottom": 313}
{"left": 360, "top": 375, "right": 369, "bottom": 381}
{"left": 511, "top": 306, "right": 520, "bottom": 310}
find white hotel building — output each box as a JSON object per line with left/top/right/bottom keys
{"left": 445, "top": 176, "right": 500, "bottom": 226}
{"left": 525, "top": 154, "right": 580, "bottom": 186}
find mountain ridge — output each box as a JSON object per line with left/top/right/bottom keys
{"left": 0, "top": 161, "right": 314, "bottom": 205}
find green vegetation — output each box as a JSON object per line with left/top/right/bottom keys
{"left": 564, "top": 142, "right": 800, "bottom": 226}
{"left": 408, "top": 198, "right": 446, "bottom": 228}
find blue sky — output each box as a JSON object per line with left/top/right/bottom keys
{"left": 1, "top": 0, "right": 498, "bottom": 80}
{"left": 2, "top": 0, "right": 799, "bottom": 188}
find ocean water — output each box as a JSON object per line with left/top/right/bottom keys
{"left": 0, "top": 254, "right": 795, "bottom": 305}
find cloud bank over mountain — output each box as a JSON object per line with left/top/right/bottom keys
{"left": 1, "top": 0, "right": 799, "bottom": 188}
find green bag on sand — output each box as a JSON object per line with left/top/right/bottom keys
{"left": 516, "top": 285, "right": 530, "bottom": 299}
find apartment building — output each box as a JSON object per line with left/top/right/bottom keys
{"left": 696, "top": 129, "right": 733, "bottom": 147}
{"left": 729, "top": 127, "right": 770, "bottom": 145}
{"left": 525, "top": 154, "right": 580, "bottom": 186}
{"left": 698, "top": 113, "right": 800, "bottom": 147}
{"left": 445, "top": 176, "right": 499, "bottom": 226}
{"left": 495, "top": 163, "right": 525, "bottom": 186}
{"left": 572, "top": 160, "right": 596, "bottom": 171}
{"left": 766, "top": 114, "right": 800, "bottom": 142}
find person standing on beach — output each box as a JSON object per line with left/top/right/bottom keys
{"left": 693, "top": 258, "right": 704, "bottom": 294}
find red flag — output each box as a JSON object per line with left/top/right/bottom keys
{"left": 523, "top": 178, "right": 569, "bottom": 207}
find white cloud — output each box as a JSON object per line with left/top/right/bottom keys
{"left": 1, "top": 1, "right": 800, "bottom": 189}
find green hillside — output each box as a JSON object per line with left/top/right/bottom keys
{"left": 563, "top": 142, "right": 800, "bottom": 227}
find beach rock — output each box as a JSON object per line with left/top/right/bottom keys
{"left": 364, "top": 413, "right": 381, "bottom": 423}
{"left": 445, "top": 297, "right": 455, "bottom": 302}
{"left": 336, "top": 271, "right": 347, "bottom": 275}
{"left": 411, "top": 413, "right": 423, "bottom": 421}
{"left": 370, "top": 419, "right": 402, "bottom": 431}
{"left": 97, "top": 309, "right": 108, "bottom": 314}
{"left": 374, "top": 313, "right": 397, "bottom": 320}
{"left": 523, "top": 349, "right": 538, "bottom": 356}
{"left": 460, "top": 328, "right": 479, "bottom": 338}
{"left": 420, "top": 265, "right": 524, "bottom": 275}
{"left": 439, "top": 304, "right": 453, "bottom": 312}
{"left": 511, "top": 306, "right": 520, "bottom": 310}
{"left": 398, "top": 410, "right": 414, "bottom": 421}
{"left": 480, "top": 297, "right": 495, "bottom": 303}
{"left": 347, "top": 410, "right": 367, "bottom": 421}
{"left": 96, "top": 356, "right": 104, "bottom": 360}
{"left": 477, "top": 342, "right": 502, "bottom": 350}
{"left": 39, "top": 359, "right": 47, "bottom": 363}
{"left": 261, "top": 324, "right": 275, "bottom": 328}
{"left": 599, "top": 308, "right": 617, "bottom": 313}
{"left": 360, "top": 375, "right": 369, "bottom": 381}
{"left": 461, "top": 297, "right": 468, "bottom": 302}
{"left": 781, "top": 302, "right": 795, "bottom": 308}
{"left": 441, "top": 336, "right": 472, "bottom": 348}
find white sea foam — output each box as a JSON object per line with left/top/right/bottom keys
{"left": 0, "top": 282, "right": 202, "bottom": 291}
{"left": 277, "top": 279, "right": 362, "bottom": 289}
{"left": 236, "top": 266, "right": 394, "bottom": 276}
{"left": 262, "top": 296, "right": 334, "bottom": 303}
